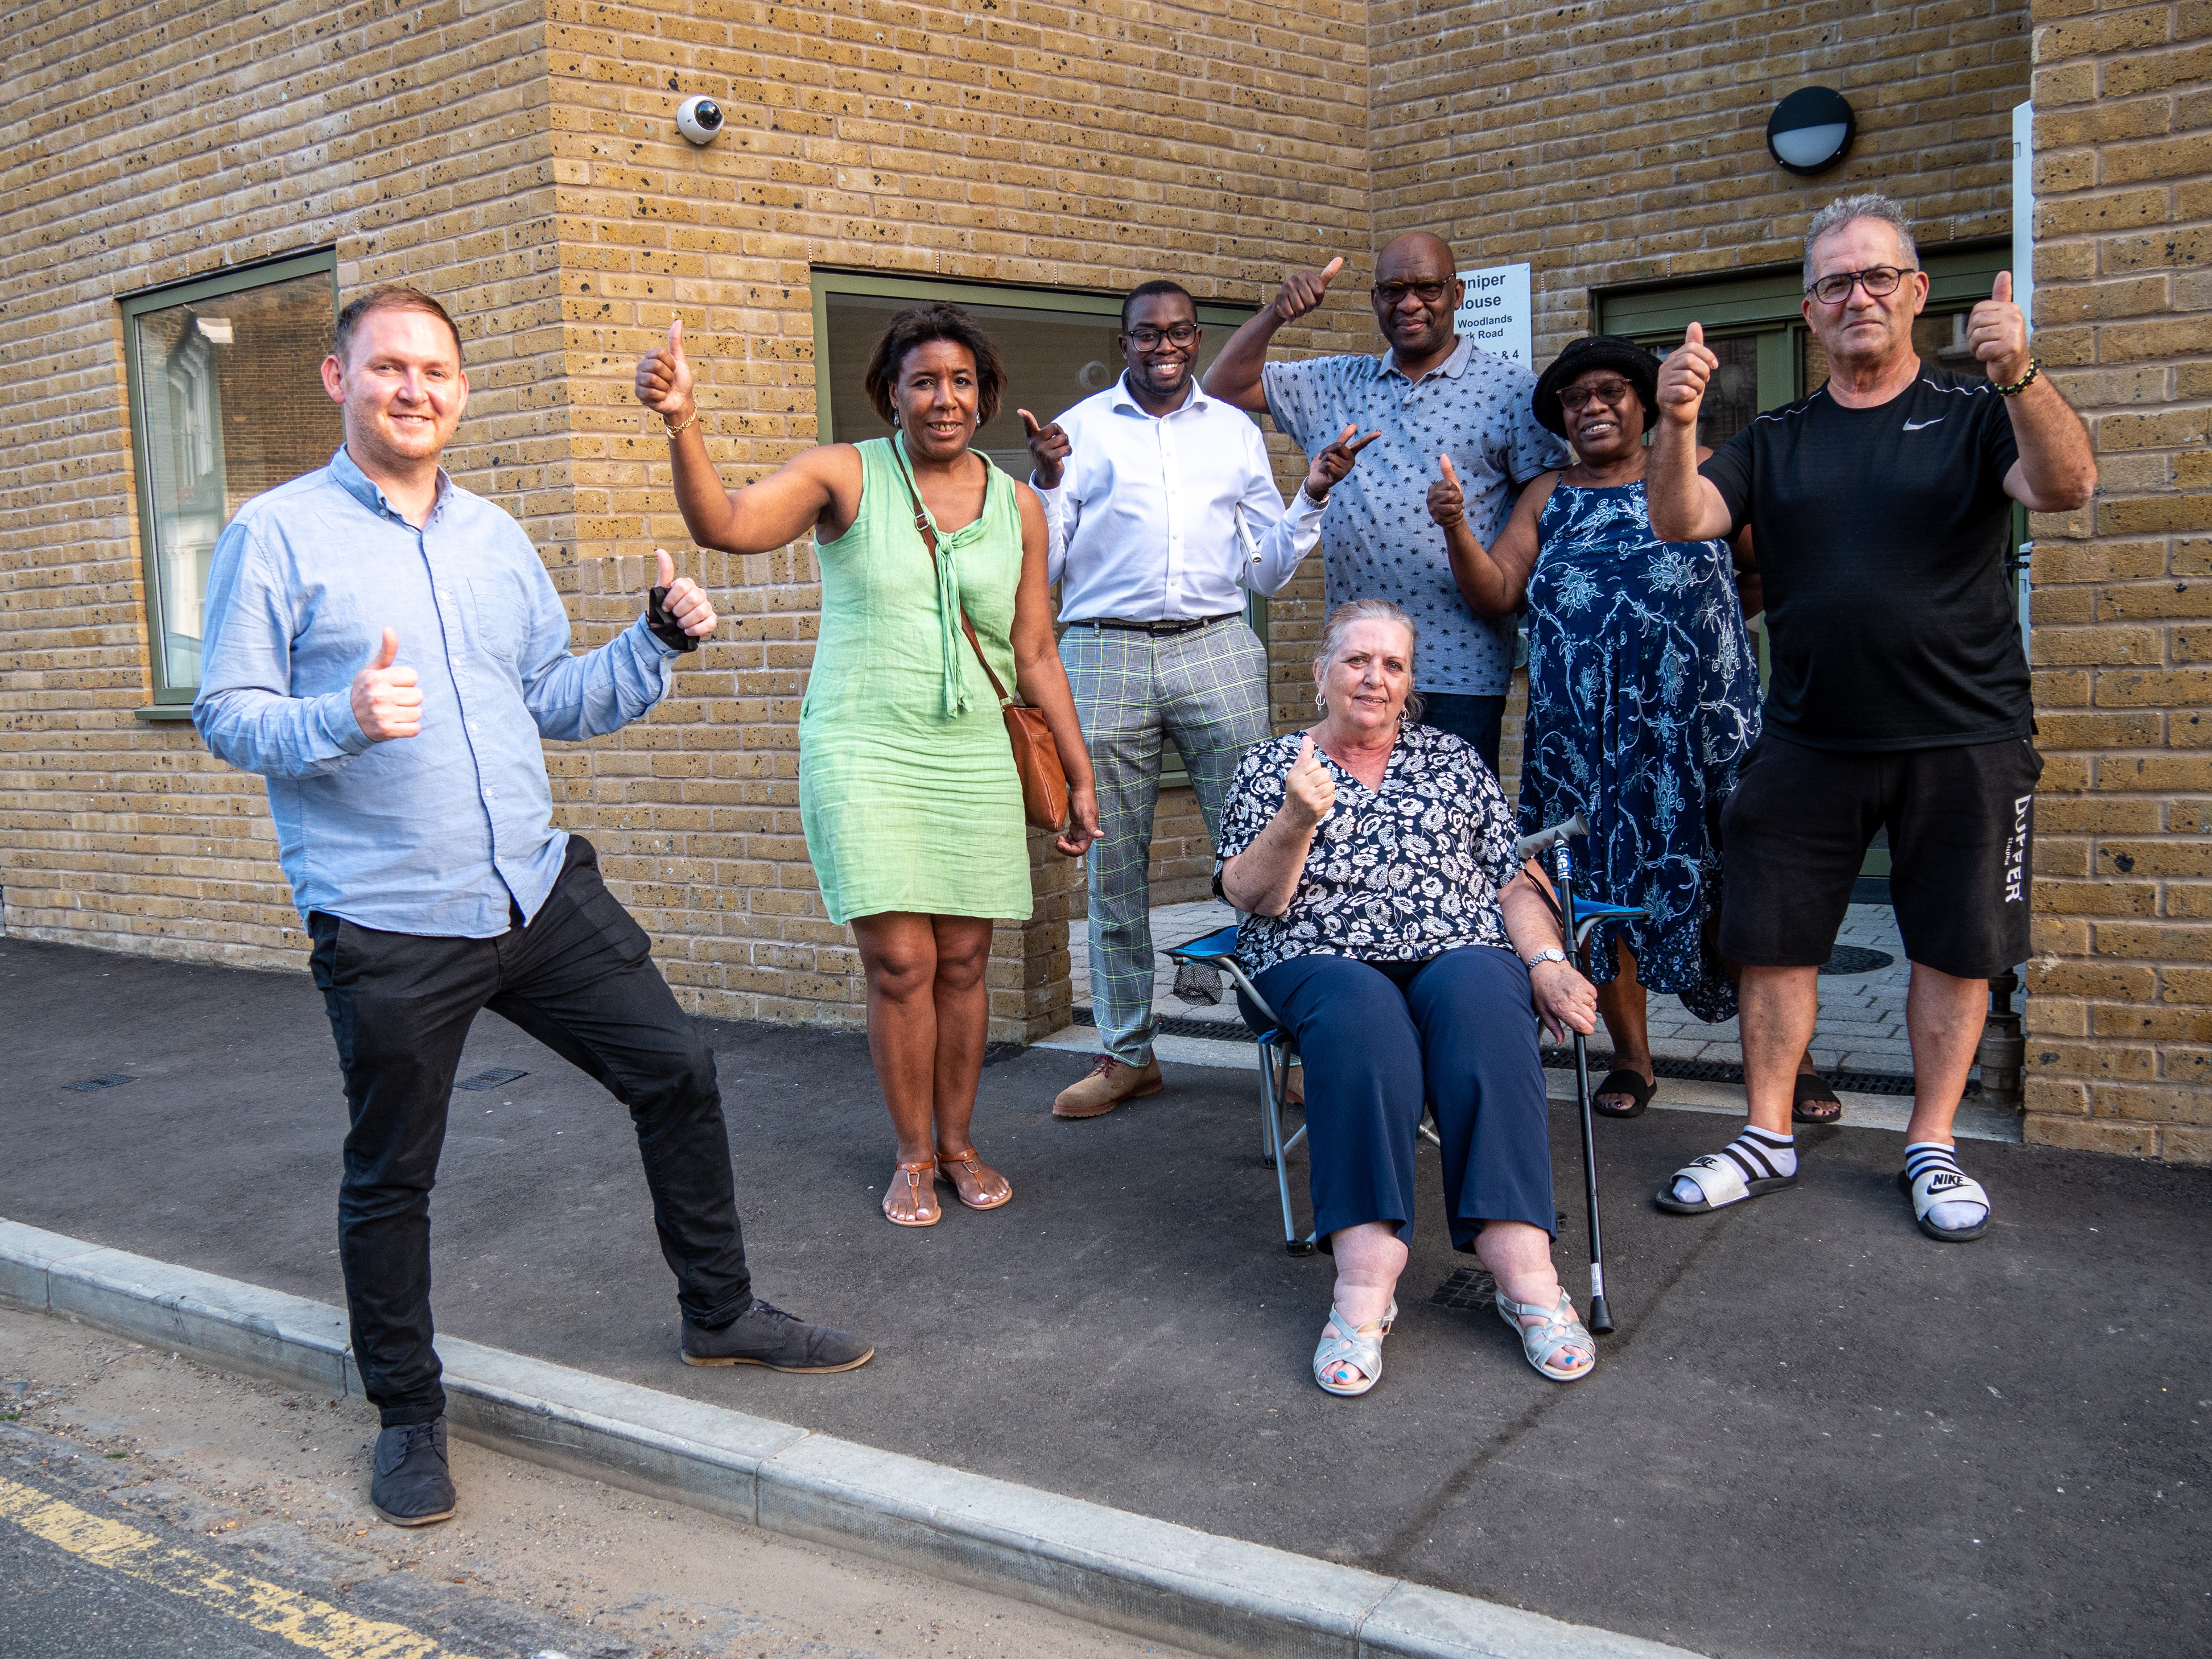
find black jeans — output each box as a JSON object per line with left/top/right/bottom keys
{"left": 308, "top": 837, "right": 752, "bottom": 1427}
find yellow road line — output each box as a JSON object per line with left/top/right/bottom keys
{"left": 0, "top": 1472, "right": 487, "bottom": 1659}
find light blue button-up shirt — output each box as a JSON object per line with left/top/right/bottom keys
{"left": 193, "top": 447, "right": 681, "bottom": 937}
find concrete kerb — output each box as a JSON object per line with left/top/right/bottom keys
{"left": 0, "top": 1218, "right": 1702, "bottom": 1659}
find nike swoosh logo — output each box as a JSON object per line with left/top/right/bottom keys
{"left": 1902, "top": 418, "right": 1944, "bottom": 431}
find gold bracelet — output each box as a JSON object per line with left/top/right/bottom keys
{"left": 661, "top": 407, "right": 701, "bottom": 439}
{"left": 1992, "top": 359, "right": 2040, "bottom": 397}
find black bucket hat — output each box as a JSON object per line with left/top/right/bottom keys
{"left": 1532, "top": 335, "right": 1662, "bottom": 437}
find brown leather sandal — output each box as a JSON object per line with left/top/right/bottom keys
{"left": 935, "top": 1146, "right": 1012, "bottom": 1211}
{"left": 883, "top": 1158, "right": 942, "bottom": 1227}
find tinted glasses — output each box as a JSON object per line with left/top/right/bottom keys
{"left": 1558, "top": 377, "right": 1637, "bottom": 412}
{"left": 1372, "top": 280, "right": 1452, "bottom": 307}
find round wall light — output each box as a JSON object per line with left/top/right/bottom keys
{"left": 1766, "top": 86, "right": 1855, "bottom": 176}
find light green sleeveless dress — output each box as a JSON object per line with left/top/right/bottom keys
{"left": 799, "top": 435, "right": 1031, "bottom": 925}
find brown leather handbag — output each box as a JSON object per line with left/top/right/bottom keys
{"left": 891, "top": 448, "right": 1071, "bottom": 832}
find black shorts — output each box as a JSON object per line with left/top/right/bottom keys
{"left": 1718, "top": 733, "right": 2040, "bottom": 979}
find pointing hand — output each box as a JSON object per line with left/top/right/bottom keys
{"left": 1018, "top": 408, "right": 1071, "bottom": 489}
{"left": 1427, "top": 453, "right": 1466, "bottom": 530}
{"left": 634, "top": 316, "right": 697, "bottom": 425}
{"left": 1305, "top": 422, "right": 1380, "bottom": 503}
{"left": 350, "top": 628, "right": 423, "bottom": 742}
{"left": 1965, "top": 271, "right": 2031, "bottom": 386}
{"left": 649, "top": 547, "right": 717, "bottom": 643}
{"left": 1656, "top": 320, "right": 1717, "bottom": 428}
{"left": 1271, "top": 257, "right": 1344, "bottom": 325}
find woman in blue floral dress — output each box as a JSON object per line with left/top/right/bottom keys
{"left": 1427, "top": 336, "right": 1797, "bottom": 1119}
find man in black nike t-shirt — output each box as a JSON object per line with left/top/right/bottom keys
{"left": 1645, "top": 192, "right": 2095, "bottom": 1244}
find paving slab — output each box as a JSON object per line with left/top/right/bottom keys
{"left": 2, "top": 934, "right": 2207, "bottom": 1659}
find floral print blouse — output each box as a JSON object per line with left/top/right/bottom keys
{"left": 1212, "top": 721, "right": 1522, "bottom": 977}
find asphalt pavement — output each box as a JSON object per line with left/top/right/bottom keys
{"left": 3, "top": 934, "right": 2207, "bottom": 1658}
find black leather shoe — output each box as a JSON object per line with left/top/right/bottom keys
{"left": 370, "top": 1416, "right": 456, "bottom": 1527}
{"left": 680, "top": 1301, "right": 874, "bottom": 1373}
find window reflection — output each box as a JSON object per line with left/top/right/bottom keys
{"left": 130, "top": 271, "right": 340, "bottom": 690}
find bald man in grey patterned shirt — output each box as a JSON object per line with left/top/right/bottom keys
{"left": 1206, "top": 234, "right": 1570, "bottom": 773}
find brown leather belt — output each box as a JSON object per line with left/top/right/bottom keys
{"left": 1075, "top": 613, "right": 1239, "bottom": 636}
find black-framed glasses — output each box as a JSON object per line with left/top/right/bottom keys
{"left": 1558, "top": 378, "right": 1637, "bottom": 411}
{"left": 1805, "top": 265, "right": 1917, "bottom": 304}
{"left": 1372, "top": 279, "right": 1452, "bottom": 307}
{"left": 1125, "top": 322, "right": 1199, "bottom": 348}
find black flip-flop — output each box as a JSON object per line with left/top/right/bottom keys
{"left": 1792, "top": 1072, "right": 1843, "bottom": 1124}
{"left": 1592, "top": 1067, "right": 1656, "bottom": 1120}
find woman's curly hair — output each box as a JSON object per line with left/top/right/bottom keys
{"left": 862, "top": 303, "right": 1008, "bottom": 426}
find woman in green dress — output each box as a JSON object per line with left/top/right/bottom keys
{"left": 635, "top": 304, "right": 1099, "bottom": 1228}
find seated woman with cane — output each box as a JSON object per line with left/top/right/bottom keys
{"left": 1214, "top": 600, "right": 1601, "bottom": 1396}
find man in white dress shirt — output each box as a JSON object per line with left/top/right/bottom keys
{"left": 1024, "top": 280, "right": 1375, "bottom": 1119}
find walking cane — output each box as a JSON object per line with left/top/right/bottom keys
{"left": 1513, "top": 813, "right": 1632, "bottom": 1336}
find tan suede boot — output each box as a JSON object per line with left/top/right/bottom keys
{"left": 1052, "top": 1054, "right": 1165, "bottom": 1119}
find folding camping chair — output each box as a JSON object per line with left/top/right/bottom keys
{"left": 1162, "top": 925, "right": 1323, "bottom": 1255}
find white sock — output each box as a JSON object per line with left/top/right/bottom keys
{"left": 1905, "top": 1141, "right": 1988, "bottom": 1232}
{"left": 1673, "top": 1125, "right": 1796, "bottom": 1204}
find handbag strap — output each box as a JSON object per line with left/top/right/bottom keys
{"left": 888, "top": 435, "right": 1016, "bottom": 710}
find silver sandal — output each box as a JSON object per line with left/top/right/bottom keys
{"left": 1495, "top": 1287, "right": 1596, "bottom": 1384}
{"left": 1312, "top": 1299, "right": 1397, "bottom": 1397}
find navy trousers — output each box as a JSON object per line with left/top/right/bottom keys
{"left": 1253, "top": 946, "right": 1554, "bottom": 1251}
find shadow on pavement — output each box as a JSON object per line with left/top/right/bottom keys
{"left": 3, "top": 936, "right": 2207, "bottom": 1658}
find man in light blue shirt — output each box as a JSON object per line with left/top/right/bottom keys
{"left": 195, "top": 286, "right": 872, "bottom": 1530}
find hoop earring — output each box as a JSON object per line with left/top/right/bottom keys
{"left": 1314, "top": 685, "right": 1328, "bottom": 713}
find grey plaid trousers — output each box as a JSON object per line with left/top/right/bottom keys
{"left": 1061, "top": 618, "right": 1272, "bottom": 1064}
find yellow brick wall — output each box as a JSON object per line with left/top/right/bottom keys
{"left": 2020, "top": 0, "right": 2212, "bottom": 1162}
{"left": 1365, "top": 0, "right": 2031, "bottom": 357}
{"left": 0, "top": 0, "right": 563, "bottom": 967}
{"left": 0, "top": 0, "right": 1370, "bottom": 1043}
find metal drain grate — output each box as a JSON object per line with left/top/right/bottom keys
{"left": 454, "top": 1067, "right": 529, "bottom": 1092}
{"left": 64, "top": 1074, "right": 136, "bottom": 1093}
{"left": 1822, "top": 945, "right": 1895, "bottom": 976}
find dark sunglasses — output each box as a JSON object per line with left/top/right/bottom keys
{"left": 1558, "top": 378, "right": 1637, "bottom": 411}
{"left": 1372, "top": 280, "right": 1452, "bottom": 307}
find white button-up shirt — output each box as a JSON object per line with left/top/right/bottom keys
{"left": 1037, "top": 374, "right": 1324, "bottom": 622}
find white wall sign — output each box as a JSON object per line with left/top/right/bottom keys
{"left": 1454, "top": 263, "right": 1532, "bottom": 366}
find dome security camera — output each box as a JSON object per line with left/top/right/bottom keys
{"left": 675, "top": 94, "right": 725, "bottom": 146}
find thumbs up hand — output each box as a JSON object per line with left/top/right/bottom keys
{"left": 1427, "top": 453, "right": 1466, "bottom": 530}
{"left": 1656, "top": 320, "right": 1718, "bottom": 429}
{"left": 634, "top": 315, "right": 696, "bottom": 425}
{"left": 1283, "top": 733, "right": 1336, "bottom": 830}
{"left": 1966, "top": 271, "right": 2031, "bottom": 385}
{"left": 1270, "top": 257, "right": 1344, "bottom": 325}
{"left": 647, "top": 547, "right": 717, "bottom": 650}
{"left": 350, "top": 628, "right": 423, "bottom": 742}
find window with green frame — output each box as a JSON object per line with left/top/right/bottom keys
{"left": 122, "top": 250, "right": 341, "bottom": 713}
{"left": 811, "top": 270, "right": 1262, "bottom": 785}
{"left": 1594, "top": 238, "right": 2017, "bottom": 882}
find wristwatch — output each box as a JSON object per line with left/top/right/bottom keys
{"left": 1522, "top": 947, "right": 1567, "bottom": 969}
